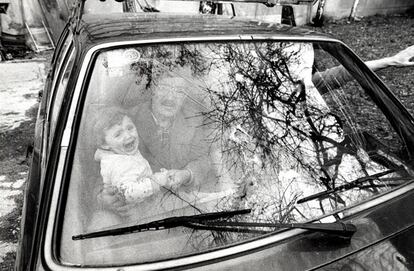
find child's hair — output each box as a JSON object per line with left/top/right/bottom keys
{"left": 92, "top": 106, "right": 131, "bottom": 148}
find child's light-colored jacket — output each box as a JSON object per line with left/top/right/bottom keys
{"left": 95, "top": 148, "right": 154, "bottom": 203}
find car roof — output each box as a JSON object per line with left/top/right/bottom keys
{"left": 73, "top": 12, "right": 338, "bottom": 49}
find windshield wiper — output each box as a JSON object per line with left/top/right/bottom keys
{"left": 73, "top": 209, "right": 251, "bottom": 240}
{"left": 297, "top": 168, "right": 401, "bottom": 204}
{"left": 73, "top": 208, "right": 356, "bottom": 240}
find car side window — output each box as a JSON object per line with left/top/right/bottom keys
{"left": 47, "top": 49, "right": 76, "bottom": 147}
{"left": 40, "top": 31, "right": 74, "bottom": 168}
{"left": 48, "top": 32, "right": 73, "bottom": 109}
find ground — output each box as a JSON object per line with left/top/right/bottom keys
{"left": 311, "top": 14, "right": 414, "bottom": 114}
{"left": 0, "top": 59, "right": 48, "bottom": 269}
{"left": 0, "top": 13, "right": 413, "bottom": 269}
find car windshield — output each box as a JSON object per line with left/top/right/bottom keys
{"left": 60, "top": 40, "right": 414, "bottom": 266}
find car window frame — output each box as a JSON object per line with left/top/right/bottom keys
{"left": 42, "top": 37, "right": 414, "bottom": 270}
{"left": 43, "top": 45, "right": 75, "bottom": 161}
{"left": 50, "top": 28, "right": 73, "bottom": 80}
{"left": 47, "top": 48, "right": 76, "bottom": 147}
{"left": 37, "top": 26, "right": 73, "bottom": 175}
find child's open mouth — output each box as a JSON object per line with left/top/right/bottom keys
{"left": 123, "top": 139, "right": 137, "bottom": 153}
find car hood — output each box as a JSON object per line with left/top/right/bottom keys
{"left": 318, "top": 223, "right": 414, "bottom": 270}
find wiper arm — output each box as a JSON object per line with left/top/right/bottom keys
{"left": 73, "top": 208, "right": 356, "bottom": 240}
{"left": 72, "top": 209, "right": 251, "bottom": 240}
{"left": 188, "top": 220, "right": 357, "bottom": 238}
{"left": 297, "top": 168, "right": 400, "bottom": 204}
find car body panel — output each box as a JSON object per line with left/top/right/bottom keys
{"left": 191, "top": 185, "right": 414, "bottom": 271}
{"left": 318, "top": 225, "right": 414, "bottom": 270}
{"left": 15, "top": 23, "right": 81, "bottom": 271}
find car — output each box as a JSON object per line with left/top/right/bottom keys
{"left": 15, "top": 1, "right": 414, "bottom": 270}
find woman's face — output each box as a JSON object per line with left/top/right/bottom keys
{"left": 151, "top": 76, "right": 187, "bottom": 119}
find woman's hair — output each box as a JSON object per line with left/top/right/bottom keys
{"left": 92, "top": 106, "right": 130, "bottom": 147}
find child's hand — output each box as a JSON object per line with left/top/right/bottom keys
{"left": 97, "top": 184, "right": 135, "bottom": 217}
{"left": 153, "top": 170, "right": 169, "bottom": 187}
{"left": 97, "top": 185, "right": 124, "bottom": 207}
{"left": 166, "top": 169, "right": 192, "bottom": 189}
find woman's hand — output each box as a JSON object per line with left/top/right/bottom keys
{"left": 388, "top": 45, "right": 414, "bottom": 67}
{"left": 153, "top": 168, "right": 169, "bottom": 187}
{"left": 97, "top": 185, "right": 136, "bottom": 217}
{"left": 366, "top": 45, "right": 414, "bottom": 71}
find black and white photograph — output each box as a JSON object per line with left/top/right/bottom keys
{"left": 0, "top": 0, "right": 413, "bottom": 270}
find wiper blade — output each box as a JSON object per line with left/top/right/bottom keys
{"left": 297, "top": 168, "right": 400, "bottom": 204}
{"left": 73, "top": 208, "right": 356, "bottom": 240}
{"left": 72, "top": 209, "right": 251, "bottom": 240}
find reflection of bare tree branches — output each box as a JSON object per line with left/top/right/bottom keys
{"left": 199, "top": 42, "right": 349, "bottom": 222}
{"left": 204, "top": 43, "right": 336, "bottom": 167}
{"left": 120, "top": 41, "right": 407, "bottom": 238}
{"left": 129, "top": 42, "right": 401, "bottom": 226}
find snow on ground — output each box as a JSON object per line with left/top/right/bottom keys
{"left": 0, "top": 61, "right": 45, "bottom": 133}
{"left": 0, "top": 188, "right": 21, "bottom": 218}
{"left": 0, "top": 59, "right": 47, "bottom": 263}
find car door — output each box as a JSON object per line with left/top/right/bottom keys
{"left": 15, "top": 25, "right": 75, "bottom": 271}
{"left": 32, "top": 25, "right": 73, "bottom": 173}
